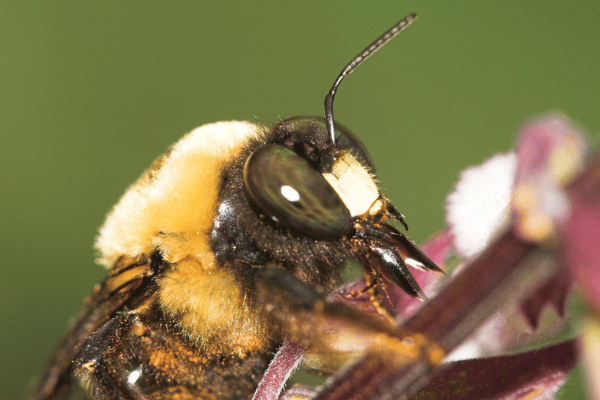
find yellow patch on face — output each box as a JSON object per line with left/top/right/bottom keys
{"left": 95, "top": 121, "right": 261, "bottom": 268}
{"left": 323, "top": 152, "right": 379, "bottom": 217}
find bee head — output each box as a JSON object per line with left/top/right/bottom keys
{"left": 243, "top": 116, "right": 377, "bottom": 241}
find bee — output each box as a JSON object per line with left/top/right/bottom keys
{"left": 32, "top": 12, "right": 442, "bottom": 400}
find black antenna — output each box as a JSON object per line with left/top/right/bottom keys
{"left": 324, "top": 13, "right": 417, "bottom": 146}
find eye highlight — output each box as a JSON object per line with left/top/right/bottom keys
{"left": 243, "top": 144, "right": 351, "bottom": 240}
{"left": 280, "top": 185, "right": 300, "bottom": 202}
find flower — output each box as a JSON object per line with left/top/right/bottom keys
{"left": 446, "top": 152, "right": 516, "bottom": 259}
{"left": 253, "top": 113, "right": 597, "bottom": 400}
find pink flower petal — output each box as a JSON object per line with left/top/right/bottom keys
{"left": 410, "top": 340, "right": 578, "bottom": 400}
{"left": 561, "top": 154, "right": 600, "bottom": 312}
{"left": 512, "top": 113, "right": 587, "bottom": 243}
{"left": 515, "top": 116, "right": 584, "bottom": 183}
{"left": 418, "top": 228, "right": 455, "bottom": 266}
{"left": 518, "top": 268, "right": 572, "bottom": 330}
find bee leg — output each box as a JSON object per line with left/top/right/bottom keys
{"left": 343, "top": 273, "right": 377, "bottom": 299}
{"left": 253, "top": 266, "right": 404, "bottom": 357}
{"left": 339, "top": 274, "right": 394, "bottom": 324}
{"left": 366, "top": 279, "right": 397, "bottom": 325}
{"left": 343, "top": 268, "right": 397, "bottom": 324}
{"left": 69, "top": 314, "right": 149, "bottom": 400}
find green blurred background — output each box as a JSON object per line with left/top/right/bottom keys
{"left": 1, "top": 1, "right": 598, "bottom": 398}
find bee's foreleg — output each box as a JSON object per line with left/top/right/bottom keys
{"left": 252, "top": 266, "right": 417, "bottom": 370}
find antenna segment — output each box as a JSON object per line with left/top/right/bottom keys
{"left": 324, "top": 13, "right": 417, "bottom": 146}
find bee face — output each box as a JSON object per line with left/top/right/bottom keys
{"left": 32, "top": 13, "right": 442, "bottom": 400}
{"left": 212, "top": 117, "right": 379, "bottom": 281}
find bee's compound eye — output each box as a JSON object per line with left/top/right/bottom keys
{"left": 243, "top": 144, "right": 351, "bottom": 240}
